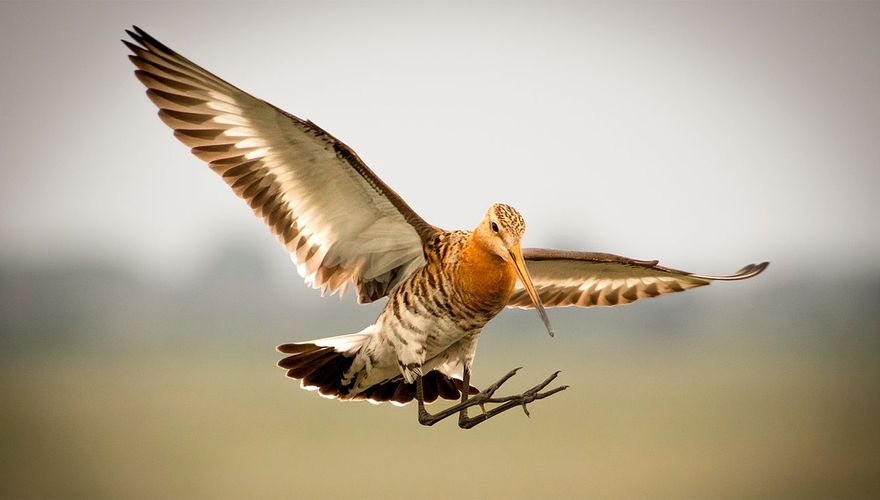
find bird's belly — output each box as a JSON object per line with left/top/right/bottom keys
{"left": 368, "top": 256, "right": 504, "bottom": 387}
{"left": 354, "top": 308, "right": 472, "bottom": 390}
{"left": 425, "top": 315, "right": 472, "bottom": 358}
{"left": 395, "top": 305, "right": 472, "bottom": 358}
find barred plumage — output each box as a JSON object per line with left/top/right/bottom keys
{"left": 125, "top": 27, "right": 769, "bottom": 426}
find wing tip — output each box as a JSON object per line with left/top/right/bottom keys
{"left": 693, "top": 260, "right": 770, "bottom": 281}
{"left": 124, "top": 26, "right": 177, "bottom": 59}
{"left": 739, "top": 261, "right": 770, "bottom": 278}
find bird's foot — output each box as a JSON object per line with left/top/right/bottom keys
{"left": 458, "top": 369, "right": 568, "bottom": 429}
{"left": 416, "top": 368, "right": 568, "bottom": 429}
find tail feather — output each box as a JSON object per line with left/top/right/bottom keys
{"left": 307, "top": 353, "right": 353, "bottom": 393}
{"left": 278, "top": 344, "right": 353, "bottom": 397}
{"left": 351, "top": 371, "right": 478, "bottom": 406}
{"left": 278, "top": 348, "right": 336, "bottom": 376}
{"left": 277, "top": 332, "right": 478, "bottom": 405}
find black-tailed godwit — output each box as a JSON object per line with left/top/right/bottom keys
{"left": 124, "top": 27, "right": 768, "bottom": 428}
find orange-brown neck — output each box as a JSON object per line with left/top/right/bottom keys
{"left": 454, "top": 231, "right": 517, "bottom": 314}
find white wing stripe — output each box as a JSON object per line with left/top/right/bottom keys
{"left": 509, "top": 250, "right": 768, "bottom": 309}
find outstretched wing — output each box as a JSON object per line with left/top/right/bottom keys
{"left": 124, "top": 27, "right": 439, "bottom": 303}
{"left": 508, "top": 248, "right": 768, "bottom": 308}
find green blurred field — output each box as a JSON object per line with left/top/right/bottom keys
{"left": 3, "top": 330, "right": 879, "bottom": 497}
{"left": 2, "top": 261, "right": 879, "bottom": 498}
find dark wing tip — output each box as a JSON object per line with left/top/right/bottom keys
{"left": 131, "top": 25, "right": 174, "bottom": 54}
{"left": 687, "top": 261, "right": 770, "bottom": 281}
{"left": 124, "top": 28, "right": 143, "bottom": 44}
{"left": 125, "top": 26, "right": 179, "bottom": 59}
{"left": 737, "top": 261, "right": 770, "bottom": 278}
{"left": 121, "top": 39, "right": 142, "bottom": 54}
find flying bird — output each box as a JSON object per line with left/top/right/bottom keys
{"left": 123, "top": 26, "right": 769, "bottom": 428}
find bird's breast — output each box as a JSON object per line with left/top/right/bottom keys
{"left": 454, "top": 244, "right": 517, "bottom": 315}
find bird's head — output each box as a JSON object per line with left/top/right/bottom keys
{"left": 477, "top": 203, "right": 527, "bottom": 255}
{"left": 475, "top": 203, "right": 554, "bottom": 337}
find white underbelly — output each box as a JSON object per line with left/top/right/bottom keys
{"left": 352, "top": 308, "right": 473, "bottom": 387}
{"left": 397, "top": 306, "right": 470, "bottom": 358}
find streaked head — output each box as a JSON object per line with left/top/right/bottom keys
{"left": 479, "top": 203, "right": 526, "bottom": 252}
{"left": 476, "top": 203, "right": 554, "bottom": 337}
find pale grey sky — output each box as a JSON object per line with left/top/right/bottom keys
{"left": 1, "top": 1, "right": 878, "bottom": 284}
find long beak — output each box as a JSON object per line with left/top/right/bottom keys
{"left": 509, "top": 244, "right": 555, "bottom": 337}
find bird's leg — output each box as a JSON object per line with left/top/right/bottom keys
{"left": 416, "top": 372, "right": 482, "bottom": 426}
{"left": 458, "top": 370, "right": 568, "bottom": 429}
{"left": 415, "top": 375, "right": 437, "bottom": 426}
{"left": 416, "top": 367, "right": 515, "bottom": 426}
{"left": 457, "top": 366, "right": 472, "bottom": 427}
{"left": 416, "top": 367, "right": 568, "bottom": 428}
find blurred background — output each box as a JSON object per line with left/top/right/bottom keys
{"left": 1, "top": 1, "right": 878, "bottom": 498}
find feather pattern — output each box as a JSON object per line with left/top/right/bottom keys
{"left": 509, "top": 249, "right": 769, "bottom": 308}
{"left": 124, "top": 26, "right": 438, "bottom": 303}
{"left": 123, "top": 28, "right": 770, "bottom": 414}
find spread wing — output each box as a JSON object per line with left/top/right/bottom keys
{"left": 124, "top": 26, "right": 439, "bottom": 303}
{"left": 509, "top": 249, "right": 769, "bottom": 308}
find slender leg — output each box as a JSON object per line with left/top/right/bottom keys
{"left": 458, "top": 370, "right": 568, "bottom": 429}
{"left": 457, "top": 366, "right": 471, "bottom": 427}
{"left": 460, "top": 366, "right": 471, "bottom": 405}
{"left": 416, "top": 375, "right": 439, "bottom": 425}
{"left": 416, "top": 366, "right": 568, "bottom": 428}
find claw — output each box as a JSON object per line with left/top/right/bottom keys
{"left": 536, "top": 385, "right": 569, "bottom": 400}
{"left": 535, "top": 370, "right": 561, "bottom": 391}
{"left": 418, "top": 368, "right": 568, "bottom": 429}
{"left": 484, "top": 367, "right": 521, "bottom": 396}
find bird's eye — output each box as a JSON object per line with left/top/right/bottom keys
{"left": 491, "top": 222, "right": 499, "bottom": 233}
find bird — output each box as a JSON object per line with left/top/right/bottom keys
{"left": 123, "top": 26, "right": 769, "bottom": 428}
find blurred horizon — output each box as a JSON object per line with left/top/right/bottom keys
{"left": 2, "top": 240, "right": 879, "bottom": 497}
{"left": 2, "top": 1, "right": 879, "bottom": 498}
